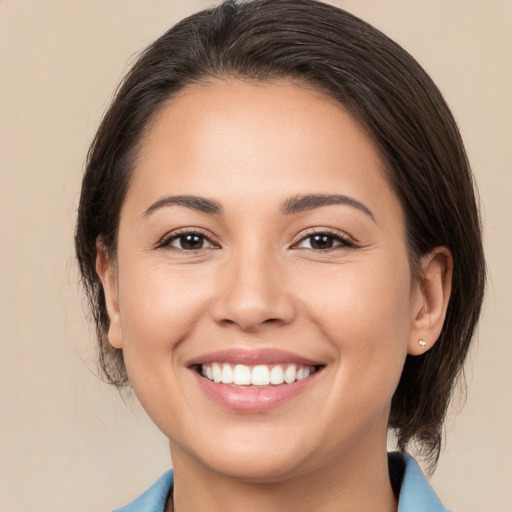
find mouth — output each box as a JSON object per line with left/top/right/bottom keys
{"left": 195, "top": 362, "right": 322, "bottom": 387}
{"left": 187, "top": 349, "right": 325, "bottom": 412}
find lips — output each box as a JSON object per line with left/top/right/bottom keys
{"left": 187, "top": 349, "right": 325, "bottom": 412}
{"left": 189, "top": 348, "right": 321, "bottom": 366}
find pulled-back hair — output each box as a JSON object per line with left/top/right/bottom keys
{"left": 75, "top": 0, "right": 485, "bottom": 468}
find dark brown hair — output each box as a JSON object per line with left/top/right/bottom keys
{"left": 75, "top": 0, "right": 485, "bottom": 468}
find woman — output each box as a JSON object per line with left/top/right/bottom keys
{"left": 75, "top": 1, "right": 485, "bottom": 510}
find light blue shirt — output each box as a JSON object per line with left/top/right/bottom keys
{"left": 113, "top": 453, "right": 450, "bottom": 512}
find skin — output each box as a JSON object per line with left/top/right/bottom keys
{"left": 97, "top": 80, "right": 452, "bottom": 512}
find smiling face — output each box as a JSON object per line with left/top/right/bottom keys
{"left": 98, "top": 79, "right": 432, "bottom": 483}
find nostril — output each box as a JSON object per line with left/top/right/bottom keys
{"left": 263, "top": 318, "right": 282, "bottom": 324}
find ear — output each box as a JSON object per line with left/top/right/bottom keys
{"left": 95, "top": 238, "right": 123, "bottom": 349}
{"left": 408, "top": 247, "right": 453, "bottom": 355}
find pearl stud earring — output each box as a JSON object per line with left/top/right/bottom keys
{"left": 418, "top": 339, "right": 427, "bottom": 348}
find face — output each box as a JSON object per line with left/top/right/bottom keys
{"left": 100, "top": 80, "right": 427, "bottom": 482}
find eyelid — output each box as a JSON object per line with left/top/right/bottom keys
{"left": 155, "top": 227, "right": 220, "bottom": 250}
{"left": 290, "top": 227, "right": 356, "bottom": 250}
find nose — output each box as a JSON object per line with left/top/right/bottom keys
{"left": 211, "top": 247, "right": 296, "bottom": 332}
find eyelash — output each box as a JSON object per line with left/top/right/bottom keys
{"left": 291, "top": 228, "right": 355, "bottom": 252}
{"left": 156, "top": 228, "right": 356, "bottom": 252}
{"left": 156, "top": 229, "right": 219, "bottom": 252}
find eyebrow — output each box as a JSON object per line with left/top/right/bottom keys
{"left": 143, "top": 195, "right": 223, "bottom": 217}
{"left": 281, "top": 194, "right": 375, "bottom": 221}
{"left": 142, "top": 193, "right": 375, "bottom": 221}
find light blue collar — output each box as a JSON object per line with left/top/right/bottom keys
{"left": 112, "top": 469, "right": 174, "bottom": 512}
{"left": 397, "top": 454, "right": 451, "bottom": 511}
{"left": 113, "top": 453, "right": 450, "bottom": 512}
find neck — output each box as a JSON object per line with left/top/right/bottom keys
{"left": 167, "top": 444, "right": 397, "bottom": 512}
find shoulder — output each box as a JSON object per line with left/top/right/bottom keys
{"left": 390, "top": 452, "right": 452, "bottom": 512}
{"left": 112, "top": 470, "right": 174, "bottom": 512}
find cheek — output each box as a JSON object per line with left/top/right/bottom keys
{"left": 114, "top": 259, "right": 210, "bottom": 430}
{"left": 116, "top": 258, "right": 206, "bottom": 370}
{"left": 306, "top": 255, "right": 410, "bottom": 321}
{"left": 297, "top": 255, "right": 413, "bottom": 376}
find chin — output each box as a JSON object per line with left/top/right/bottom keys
{"left": 174, "top": 427, "right": 315, "bottom": 483}
{"left": 204, "top": 452, "right": 309, "bottom": 484}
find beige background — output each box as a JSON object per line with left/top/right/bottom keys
{"left": 0, "top": 1, "right": 510, "bottom": 511}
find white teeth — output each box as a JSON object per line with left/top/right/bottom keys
{"left": 212, "top": 362, "right": 222, "bottom": 383}
{"left": 200, "top": 362, "right": 316, "bottom": 386}
{"left": 221, "top": 363, "right": 234, "bottom": 384}
{"left": 269, "top": 365, "right": 285, "bottom": 385}
{"left": 251, "top": 365, "right": 270, "bottom": 386}
{"left": 233, "top": 364, "right": 251, "bottom": 385}
{"left": 284, "top": 364, "right": 297, "bottom": 384}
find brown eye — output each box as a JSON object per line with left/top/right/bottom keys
{"left": 296, "top": 232, "right": 353, "bottom": 251}
{"left": 309, "top": 234, "right": 335, "bottom": 250}
{"left": 164, "top": 232, "right": 216, "bottom": 251}
{"left": 177, "top": 234, "right": 204, "bottom": 250}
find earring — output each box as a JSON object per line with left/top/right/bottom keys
{"left": 418, "top": 339, "right": 427, "bottom": 348}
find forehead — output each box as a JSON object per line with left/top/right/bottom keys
{"left": 126, "top": 79, "right": 402, "bottom": 221}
